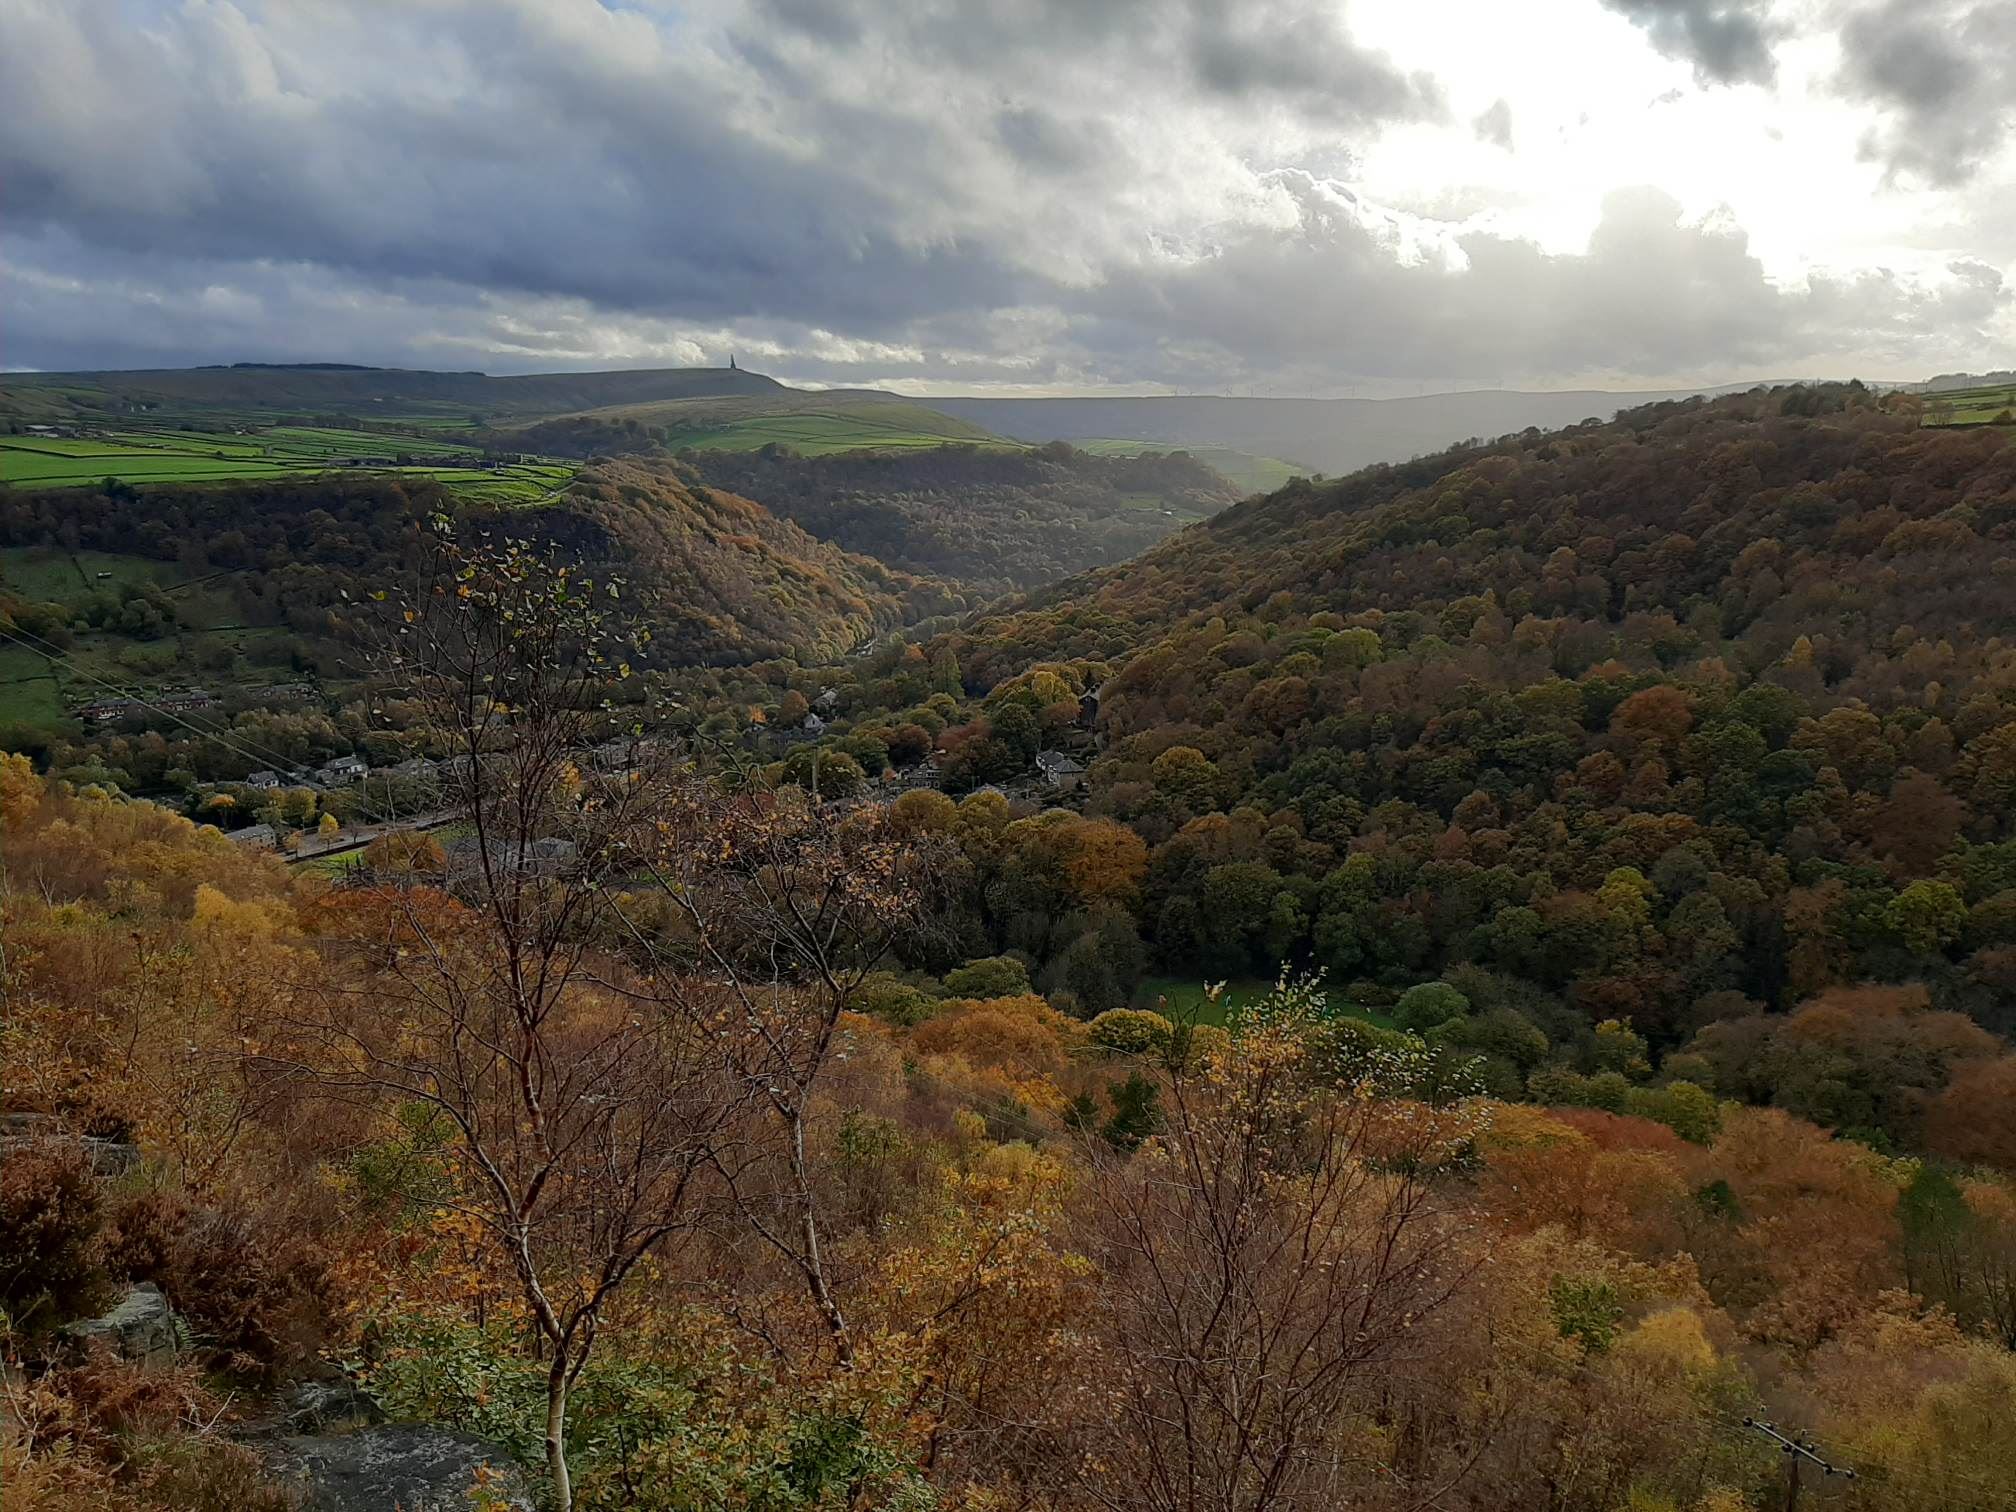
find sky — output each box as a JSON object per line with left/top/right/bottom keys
{"left": 1, "top": 0, "right": 2011, "bottom": 396}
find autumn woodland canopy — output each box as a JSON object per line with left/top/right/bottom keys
{"left": 4, "top": 383, "right": 2016, "bottom": 1510}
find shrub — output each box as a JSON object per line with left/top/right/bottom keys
{"left": 1, "top": 1357, "right": 293, "bottom": 1512}
{"left": 1087, "top": 1008, "right": 1176, "bottom": 1058}
{"left": 1624, "top": 1080, "right": 1723, "bottom": 1145}
{"left": 103, "top": 1194, "right": 333, "bottom": 1377}
{"left": 1426, "top": 1008, "right": 1549, "bottom": 1069}
{"left": 361, "top": 830, "right": 445, "bottom": 874}
{"left": 942, "top": 955, "right": 1031, "bottom": 999}
{"left": 910, "top": 994, "right": 1072, "bottom": 1075}
{"left": 1395, "top": 982, "right": 1469, "bottom": 1033}
{"left": 0, "top": 1144, "right": 107, "bottom": 1334}
{"left": 846, "top": 971, "right": 940, "bottom": 1028}
{"left": 1101, "top": 1072, "right": 1165, "bottom": 1152}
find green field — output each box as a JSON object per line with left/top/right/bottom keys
{"left": 1070, "top": 438, "right": 1307, "bottom": 494}
{"left": 0, "top": 640, "right": 62, "bottom": 727}
{"left": 0, "top": 425, "right": 574, "bottom": 503}
{"left": 0, "top": 546, "right": 207, "bottom": 601}
{"left": 646, "top": 400, "right": 1009, "bottom": 456}
{"left": 0, "top": 547, "right": 321, "bottom": 731}
{"left": 1923, "top": 383, "right": 2016, "bottom": 429}
{"left": 1131, "top": 976, "right": 1399, "bottom": 1029}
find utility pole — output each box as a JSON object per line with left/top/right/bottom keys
{"left": 1744, "top": 1418, "right": 1855, "bottom": 1511}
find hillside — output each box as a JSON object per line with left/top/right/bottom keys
{"left": 9, "top": 384, "right": 2016, "bottom": 1512}
{"left": 958, "top": 383, "right": 2011, "bottom": 674}
{"left": 678, "top": 441, "right": 1240, "bottom": 593}
{"left": 482, "top": 389, "right": 1000, "bottom": 460}
{"left": 925, "top": 382, "right": 1774, "bottom": 476}
{"left": 555, "top": 459, "right": 947, "bottom": 662}
{"left": 745, "top": 382, "right": 2016, "bottom": 1069}
{"left": 0, "top": 364, "right": 790, "bottom": 425}
{"left": 0, "top": 458, "right": 945, "bottom": 764}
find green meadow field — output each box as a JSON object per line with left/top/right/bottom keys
{"left": 1130, "top": 976, "right": 1399, "bottom": 1029}
{"left": 0, "top": 545, "right": 322, "bottom": 731}
{"left": 1068, "top": 437, "right": 1306, "bottom": 494}
{"left": 649, "top": 400, "right": 1008, "bottom": 456}
{"left": 1923, "top": 383, "right": 2016, "bottom": 428}
{"left": 0, "top": 425, "right": 573, "bottom": 503}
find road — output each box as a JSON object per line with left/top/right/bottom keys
{"left": 282, "top": 808, "right": 464, "bottom": 865}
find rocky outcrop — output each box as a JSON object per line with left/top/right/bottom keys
{"left": 1, "top": 1112, "right": 140, "bottom": 1177}
{"left": 277, "top": 1377, "right": 386, "bottom": 1434}
{"left": 59, "top": 1283, "right": 182, "bottom": 1365}
{"left": 261, "top": 1425, "right": 535, "bottom": 1512}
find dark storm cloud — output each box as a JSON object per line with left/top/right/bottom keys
{"left": 0, "top": 0, "right": 2002, "bottom": 389}
{"left": 0, "top": 0, "right": 1038, "bottom": 334}
{"left": 754, "top": 0, "right": 1445, "bottom": 127}
{"left": 1599, "top": 0, "right": 1779, "bottom": 86}
{"left": 1835, "top": 0, "right": 2016, "bottom": 187}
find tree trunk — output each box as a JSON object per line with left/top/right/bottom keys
{"left": 545, "top": 1357, "right": 573, "bottom": 1512}
{"left": 792, "top": 1110, "right": 853, "bottom": 1364}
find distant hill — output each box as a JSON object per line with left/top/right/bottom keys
{"left": 949, "top": 384, "right": 1988, "bottom": 663}
{"left": 0, "top": 365, "right": 794, "bottom": 424}
{"left": 923, "top": 384, "right": 1780, "bottom": 475}
{"left": 1921, "top": 370, "right": 2016, "bottom": 393}
{"left": 679, "top": 442, "right": 1239, "bottom": 595}
{"left": 557, "top": 459, "right": 953, "bottom": 662}
{"left": 487, "top": 390, "right": 1000, "bottom": 459}
{"left": 773, "top": 380, "right": 2016, "bottom": 1054}
{"left": 0, "top": 455, "right": 955, "bottom": 742}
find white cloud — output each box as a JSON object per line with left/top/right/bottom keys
{"left": 0, "top": 0, "right": 2007, "bottom": 390}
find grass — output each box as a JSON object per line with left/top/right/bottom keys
{"left": 570, "top": 391, "right": 1009, "bottom": 458}
{"left": 1, "top": 547, "right": 209, "bottom": 602}
{"left": 297, "top": 851, "right": 370, "bottom": 878}
{"left": 0, "top": 546, "right": 313, "bottom": 731}
{"left": 659, "top": 406, "right": 1014, "bottom": 456}
{"left": 0, "top": 641, "right": 61, "bottom": 727}
{"left": 0, "top": 425, "right": 577, "bottom": 503}
{"left": 0, "top": 547, "right": 94, "bottom": 600}
{"left": 1922, "top": 383, "right": 2016, "bottom": 429}
{"left": 1069, "top": 438, "right": 1307, "bottom": 494}
{"left": 1131, "top": 976, "right": 1398, "bottom": 1030}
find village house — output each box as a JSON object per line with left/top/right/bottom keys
{"left": 76, "top": 699, "right": 145, "bottom": 724}
{"left": 441, "top": 834, "right": 579, "bottom": 886}
{"left": 317, "top": 755, "right": 369, "bottom": 785}
{"left": 1034, "top": 750, "right": 1086, "bottom": 791}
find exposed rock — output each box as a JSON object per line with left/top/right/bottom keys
{"left": 60, "top": 1283, "right": 181, "bottom": 1365}
{"left": 262, "top": 1425, "right": 535, "bottom": 1512}
{"left": 2, "top": 1112, "right": 141, "bottom": 1177}
{"left": 279, "top": 1377, "right": 387, "bottom": 1434}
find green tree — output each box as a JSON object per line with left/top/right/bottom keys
{"left": 1886, "top": 880, "right": 1967, "bottom": 955}
{"left": 1395, "top": 981, "right": 1470, "bottom": 1033}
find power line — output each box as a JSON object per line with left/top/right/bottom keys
{"left": 1747, "top": 1419, "right": 1853, "bottom": 1511}
{"left": 0, "top": 623, "right": 314, "bottom": 779}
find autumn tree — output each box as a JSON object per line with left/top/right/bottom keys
{"left": 1073, "top": 978, "right": 1472, "bottom": 1510}
{"left": 260, "top": 524, "right": 755, "bottom": 1511}
{"left": 634, "top": 778, "right": 949, "bottom": 1366}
